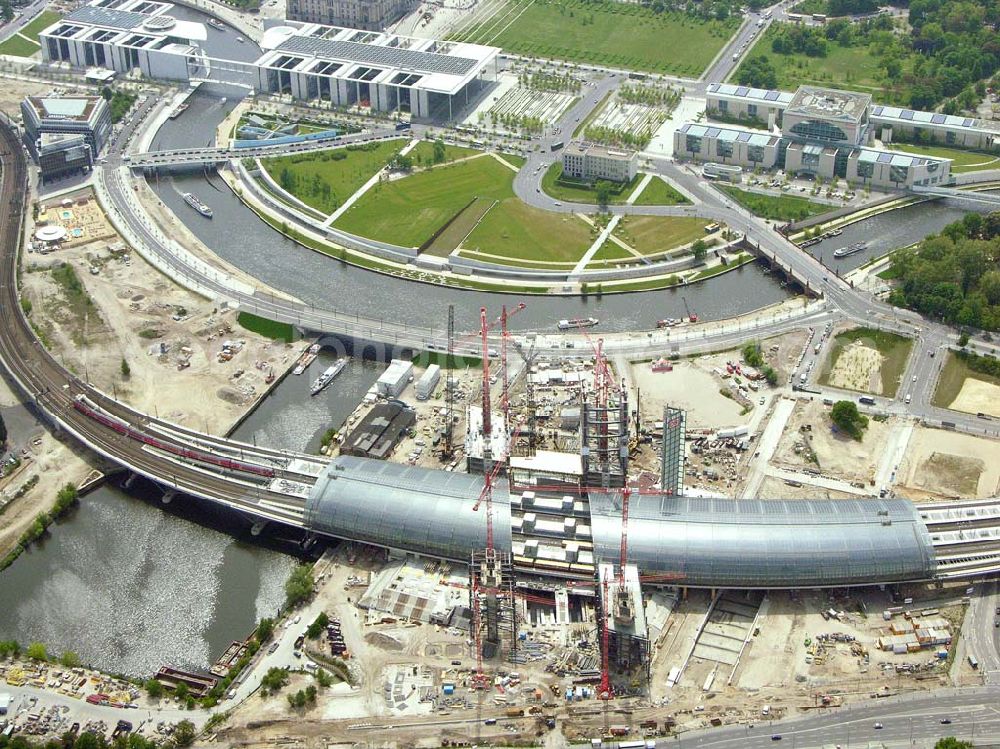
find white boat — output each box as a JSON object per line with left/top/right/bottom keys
{"left": 182, "top": 192, "right": 213, "bottom": 218}
{"left": 557, "top": 317, "right": 599, "bottom": 331}
{"left": 310, "top": 359, "right": 347, "bottom": 396}
{"left": 833, "top": 242, "right": 867, "bottom": 258}
{"left": 207, "top": 18, "right": 225, "bottom": 30}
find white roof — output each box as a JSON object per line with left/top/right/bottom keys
{"left": 509, "top": 449, "right": 583, "bottom": 476}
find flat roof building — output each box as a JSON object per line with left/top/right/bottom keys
{"left": 562, "top": 140, "right": 638, "bottom": 184}
{"left": 254, "top": 21, "right": 499, "bottom": 119}
{"left": 340, "top": 401, "right": 415, "bottom": 459}
{"left": 782, "top": 84, "right": 871, "bottom": 146}
{"left": 20, "top": 95, "right": 111, "bottom": 162}
{"left": 35, "top": 133, "right": 95, "bottom": 183}
{"left": 39, "top": 0, "right": 499, "bottom": 120}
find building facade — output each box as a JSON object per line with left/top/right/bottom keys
{"left": 287, "top": 0, "right": 417, "bottom": 31}
{"left": 561, "top": 141, "right": 637, "bottom": 183}
{"left": 707, "top": 81, "right": 1000, "bottom": 152}
{"left": 35, "top": 133, "right": 94, "bottom": 183}
{"left": 21, "top": 95, "right": 111, "bottom": 159}
{"left": 677, "top": 83, "right": 952, "bottom": 189}
{"left": 39, "top": 1, "right": 500, "bottom": 121}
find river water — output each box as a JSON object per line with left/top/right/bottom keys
{"left": 0, "top": 85, "right": 986, "bottom": 676}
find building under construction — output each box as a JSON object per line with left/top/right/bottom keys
{"left": 469, "top": 548, "right": 518, "bottom": 662}
{"left": 597, "top": 561, "right": 651, "bottom": 687}
{"left": 580, "top": 374, "right": 629, "bottom": 491}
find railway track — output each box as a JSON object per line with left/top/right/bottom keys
{"left": 0, "top": 119, "right": 308, "bottom": 527}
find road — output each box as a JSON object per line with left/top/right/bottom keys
{"left": 661, "top": 688, "right": 1000, "bottom": 749}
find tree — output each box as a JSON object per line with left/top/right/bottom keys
{"left": 594, "top": 180, "right": 613, "bottom": 208}
{"left": 145, "top": 678, "right": 164, "bottom": 699}
{"left": 958, "top": 331, "right": 970, "bottom": 347}
{"left": 60, "top": 651, "right": 80, "bottom": 668}
{"left": 737, "top": 57, "right": 778, "bottom": 89}
{"left": 830, "top": 400, "right": 868, "bottom": 440}
{"left": 173, "top": 719, "right": 197, "bottom": 747}
{"left": 284, "top": 564, "right": 315, "bottom": 608}
{"left": 174, "top": 681, "right": 190, "bottom": 701}
{"left": 120, "top": 358, "right": 130, "bottom": 379}
{"left": 75, "top": 732, "right": 102, "bottom": 749}
{"left": 934, "top": 739, "right": 973, "bottom": 749}
{"left": 256, "top": 617, "right": 275, "bottom": 643}
{"left": 26, "top": 642, "right": 47, "bottom": 661}
{"left": 432, "top": 139, "right": 447, "bottom": 164}
{"left": 692, "top": 239, "right": 709, "bottom": 263}
{"left": 0, "top": 0, "right": 13, "bottom": 23}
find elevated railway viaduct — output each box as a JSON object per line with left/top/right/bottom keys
{"left": 3, "top": 119, "right": 1000, "bottom": 588}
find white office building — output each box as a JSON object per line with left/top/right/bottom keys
{"left": 561, "top": 141, "right": 638, "bottom": 183}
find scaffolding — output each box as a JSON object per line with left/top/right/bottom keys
{"left": 581, "top": 388, "right": 629, "bottom": 490}
{"left": 469, "top": 549, "right": 518, "bottom": 662}
{"left": 660, "top": 406, "right": 686, "bottom": 495}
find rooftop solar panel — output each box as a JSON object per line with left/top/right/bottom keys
{"left": 900, "top": 110, "right": 914, "bottom": 121}
{"left": 737, "top": 132, "right": 752, "bottom": 142}
{"left": 764, "top": 91, "right": 780, "bottom": 101}
{"left": 735, "top": 86, "right": 750, "bottom": 96}
{"left": 706, "top": 127, "right": 721, "bottom": 137}
{"left": 877, "top": 152, "right": 893, "bottom": 163}
{"left": 871, "top": 105, "right": 883, "bottom": 115}
{"left": 65, "top": 5, "right": 147, "bottom": 29}
{"left": 963, "top": 118, "right": 976, "bottom": 127}
{"left": 277, "top": 34, "right": 479, "bottom": 76}
{"left": 931, "top": 114, "right": 945, "bottom": 124}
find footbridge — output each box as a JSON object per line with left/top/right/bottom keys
{"left": 911, "top": 184, "right": 1000, "bottom": 206}
{"left": 5, "top": 118, "right": 1000, "bottom": 587}
{"left": 127, "top": 127, "right": 402, "bottom": 169}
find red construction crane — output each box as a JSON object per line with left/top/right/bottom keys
{"left": 599, "top": 576, "right": 613, "bottom": 734}
{"left": 479, "top": 307, "right": 492, "bottom": 440}
{"left": 473, "top": 304, "right": 526, "bottom": 455}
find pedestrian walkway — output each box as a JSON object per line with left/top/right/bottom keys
{"left": 569, "top": 214, "right": 620, "bottom": 278}
{"left": 322, "top": 137, "right": 418, "bottom": 227}
{"left": 627, "top": 173, "right": 652, "bottom": 205}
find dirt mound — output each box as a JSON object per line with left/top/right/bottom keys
{"left": 912, "top": 452, "right": 983, "bottom": 497}
{"left": 365, "top": 632, "right": 404, "bottom": 651}
{"left": 216, "top": 387, "right": 248, "bottom": 405}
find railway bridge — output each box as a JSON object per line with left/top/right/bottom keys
{"left": 4, "top": 119, "right": 1000, "bottom": 586}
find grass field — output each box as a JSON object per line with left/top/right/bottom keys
{"left": 237, "top": 312, "right": 295, "bottom": 342}
{"left": 931, "top": 352, "right": 1000, "bottom": 410}
{"left": 887, "top": 143, "right": 1000, "bottom": 174}
{"left": 336, "top": 155, "right": 515, "bottom": 248}
{"left": 260, "top": 139, "right": 404, "bottom": 214}
{"left": 540, "top": 162, "right": 639, "bottom": 204}
{"left": 452, "top": 0, "right": 737, "bottom": 77}
{"left": 21, "top": 10, "right": 61, "bottom": 41}
{"left": 0, "top": 34, "right": 40, "bottom": 57}
{"left": 463, "top": 199, "right": 594, "bottom": 264}
{"left": 633, "top": 176, "right": 691, "bottom": 206}
{"left": 613, "top": 216, "right": 712, "bottom": 256}
{"left": 408, "top": 141, "right": 481, "bottom": 166}
{"left": 590, "top": 240, "right": 635, "bottom": 263}
{"left": 719, "top": 185, "right": 830, "bottom": 222}
{"left": 732, "top": 24, "right": 909, "bottom": 100}
{"left": 818, "top": 327, "right": 912, "bottom": 398}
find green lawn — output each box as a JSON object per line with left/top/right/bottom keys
{"left": 540, "top": 162, "right": 638, "bottom": 205}
{"left": 818, "top": 327, "right": 913, "bottom": 398}
{"left": 0, "top": 34, "right": 40, "bottom": 57}
{"left": 732, "top": 24, "right": 911, "bottom": 101}
{"left": 633, "top": 176, "right": 692, "bottom": 206}
{"left": 718, "top": 185, "right": 830, "bottom": 222}
{"left": 20, "top": 10, "right": 61, "bottom": 41}
{"left": 613, "top": 216, "right": 712, "bottom": 256}
{"left": 237, "top": 312, "right": 295, "bottom": 343}
{"left": 463, "top": 199, "right": 594, "bottom": 264}
{"left": 260, "top": 139, "right": 405, "bottom": 215}
{"left": 408, "top": 141, "right": 481, "bottom": 166}
{"left": 887, "top": 143, "right": 1000, "bottom": 174}
{"left": 452, "top": 0, "right": 738, "bottom": 77}
{"left": 590, "top": 240, "right": 635, "bottom": 263}
{"left": 336, "top": 155, "right": 515, "bottom": 248}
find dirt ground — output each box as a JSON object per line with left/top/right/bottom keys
{"left": 21, "top": 189, "right": 293, "bottom": 434}
{"left": 0, "top": 79, "right": 51, "bottom": 119}
{"left": 895, "top": 427, "right": 1000, "bottom": 500}
{"left": 0, "top": 378, "right": 98, "bottom": 560}
{"left": 771, "top": 400, "right": 891, "bottom": 485}
{"left": 826, "top": 341, "right": 884, "bottom": 394}
{"left": 948, "top": 378, "right": 1000, "bottom": 419}
{"left": 757, "top": 475, "right": 857, "bottom": 500}
{"left": 632, "top": 358, "right": 751, "bottom": 430}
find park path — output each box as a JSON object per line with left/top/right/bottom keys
{"left": 321, "top": 137, "right": 419, "bottom": 227}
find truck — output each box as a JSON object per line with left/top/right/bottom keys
{"left": 394, "top": 121, "right": 411, "bottom": 131}
{"left": 859, "top": 396, "right": 876, "bottom": 406}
